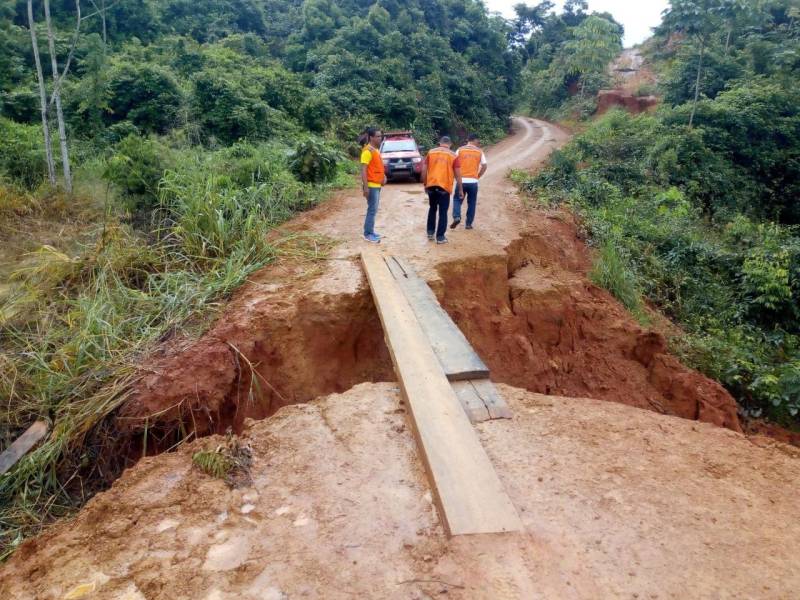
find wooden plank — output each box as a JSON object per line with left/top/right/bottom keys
{"left": 470, "top": 379, "right": 513, "bottom": 420}
{"left": 361, "top": 251, "right": 522, "bottom": 536}
{"left": 451, "top": 381, "right": 491, "bottom": 423}
{"left": 0, "top": 421, "right": 48, "bottom": 475}
{"left": 387, "top": 257, "right": 513, "bottom": 422}
{"left": 387, "top": 256, "right": 489, "bottom": 382}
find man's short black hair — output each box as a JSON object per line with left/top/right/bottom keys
{"left": 468, "top": 133, "right": 479, "bottom": 141}
{"left": 439, "top": 135, "right": 452, "bottom": 144}
{"left": 366, "top": 127, "right": 382, "bottom": 138}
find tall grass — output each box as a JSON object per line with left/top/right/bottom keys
{"left": 0, "top": 147, "right": 344, "bottom": 558}
{"left": 589, "top": 240, "right": 646, "bottom": 320}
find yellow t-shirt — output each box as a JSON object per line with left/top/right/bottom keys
{"left": 360, "top": 148, "right": 383, "bottom": 188}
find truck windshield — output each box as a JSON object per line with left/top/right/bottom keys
{"left": 382, "top": 140, "right": 417, "bottom": 152}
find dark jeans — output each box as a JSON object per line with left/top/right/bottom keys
{"left": 426, "top": 186, "right": 450, "bottom": 241}
{"left": 452, "top": 182, "right": 478, "bottom": 225}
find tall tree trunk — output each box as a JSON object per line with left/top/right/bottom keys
{"left": 689, "top": 36, "right": 705, "bottom": 128}
{"left": 725, "top": 28, "right": 732, "bottom": 55}
{"left": 89, "top": 0, "right": 107, "bottom": 48}
{"left": 43, "top": 0, "right": 73, "bottom": 194}
{"left": 27, "top": 0, "right": 56, "bottom": 186}
{"left": 100, "top": 0, "right": 107, "bottom": 47}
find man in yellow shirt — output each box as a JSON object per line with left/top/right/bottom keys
{"left": 360, "top": 127, "right": 386, "bottom": 243}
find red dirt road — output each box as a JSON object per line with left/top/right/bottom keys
{"left": 3, "top": 384, "right": 799, "bottom": 599}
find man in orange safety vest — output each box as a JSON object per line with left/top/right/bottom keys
{"left": 421, "top": 136, "right": 463, "bottom": 244}
{"left": 360, "top": 127, "right": 386, "bottom": 243}
{"left": 450, "top": 133, "right": 487, "bottom": 230}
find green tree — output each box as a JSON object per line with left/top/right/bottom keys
{"left": 562, "top": 15, "right": 622, "bottom": 97}
{"left": 661, "top": 0, "right": 746, "bottom": 126}
{"left": 106, "top": 63, "right": 183, "bottom": 133}
{"left": 70, "top": 32, "right": 110, "bottom": 133}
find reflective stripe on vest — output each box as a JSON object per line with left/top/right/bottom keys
{"left": 425, "top": 147, "right": 457, "bottom": 194}
{"left": 458, "top": 146, "right": 483, "bottom": 179}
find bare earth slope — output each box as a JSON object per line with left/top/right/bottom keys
{"left": 2, "top": 384, "right": 799, "bottom": 599}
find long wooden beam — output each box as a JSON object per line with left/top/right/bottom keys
{"left": 385, "top": 256, "right": 489, "bottom": 381}
{"left": 361, "top": 251, "right": 521, "bottom": 536}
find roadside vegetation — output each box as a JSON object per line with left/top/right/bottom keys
{"left": 516, "top": 0, "right": 800, "bottom": 427}
{"left": 0, "top": 0, "right": 520, "bottom": 557}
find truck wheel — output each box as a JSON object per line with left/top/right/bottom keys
{"left": 414, "top": 173, "right": 422, "bottom": 183}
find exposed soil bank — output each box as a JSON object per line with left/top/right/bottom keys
{"left": 124, "top": 277, "right": 394, "bottom": 437}
{"left": 437, "top": 215, "right": 740, "bottom": 431}
{"left": 4, "top": 383, "right": 798, "bottom": 599}
{"left": 121, "top": 212, "right": 740, "bottom": 441}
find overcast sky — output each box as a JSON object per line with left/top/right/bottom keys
{"left": 485, "top": 0, "right": 670, "bottom": 47}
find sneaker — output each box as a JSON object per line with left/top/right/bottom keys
{"left": 465, "top": 224, "right": 473, "bottom": 230}
{"left": 427, "top": 232, "right": 435, "bottom": 241}
{"left": 364, "top": 233, "right": 381, "bottom": 244}
{"left": 450, "top": 219, "right": 461, "bottom": 230}
{"left": 436, "top": 237, "right": 448, "bottom": 244}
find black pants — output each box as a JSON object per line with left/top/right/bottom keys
{"left": 426, "top": 186, "right": 450, "bottom": 241}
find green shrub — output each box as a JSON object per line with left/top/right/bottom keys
{"left": 213, "top": 141, "right": 293, "bottom": 187}
{"left": 101, "top": 122, "right": 141, "bottom": 146}
{"left": 0, "top": 118, "right": 48, "bottom": 189}
{"left": 103, "top": 134, "right": 171, "bottom": 211}
{"left": 635, "top": 83, "right": 658, "bottom": 97}
{"left": 191, "top": 70, "right": 267, "bottom": 143}
{"left": 107, "top": 63, "right": 184, "bottom": 133}
{"left": 0, "top": 87, "right": 40, "bottom": 123}
{"left": 301, "top": 92, "right": 335, "bottom": 132}
{"left": 106, "top": 63, "right": 184, "bottom": 134}
{"left": 288, "top": 137, "right": 342, "bottom": 184}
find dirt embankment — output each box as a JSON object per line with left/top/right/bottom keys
{"left": 597, "top": 47, "right": 660, "bottom": 115}
{"left": 122, "top": 214, "right": 740, "bottom": 441}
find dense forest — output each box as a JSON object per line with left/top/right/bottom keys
{"left": 1, "top": 0, "right": 798, "bottom": 558}
{"left": 517, "top": 0, "right": 800, "bottom": 426}
{"left": 1, "top": 0, "right": 517, "bottom": 165}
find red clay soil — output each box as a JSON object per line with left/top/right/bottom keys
{"left": 436, "top": 220, "right": 739, "bottom": 430}
{"left": 600, "top": 48, "right": 660, "bottom": 115}
{"left": 3, "top": 384, "right": 799, "bottom": 599}
{"left": 119, "top": 117, "right": 740, "bottom": 442}
{"left": 596, "top": 89, "right": 659, "bottom": 115}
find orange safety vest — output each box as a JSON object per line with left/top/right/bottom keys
{"left": 424, "top": 147, "right": 459, "bottom": 194}
{"left": 457, "top": 145, "right": 483, "bottom": 179}
{"left": 363, "top": 145, "right": 385, "bottom": 187}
